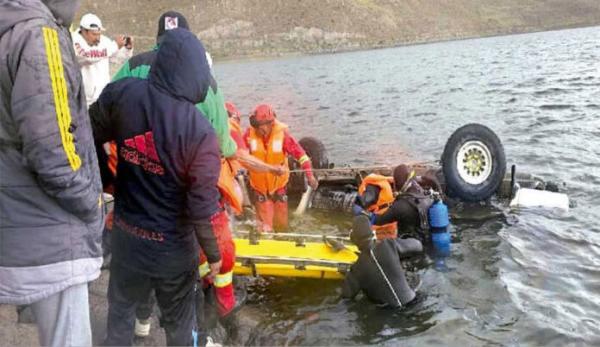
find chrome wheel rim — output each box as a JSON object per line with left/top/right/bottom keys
{"left": 456, "top": 141, "right": 493, "bottom": 185}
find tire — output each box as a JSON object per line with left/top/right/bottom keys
{"left": 441, "top": 124, "right": 506, "bottom": 202}
{"left": 298, "top": 137, "right": 329, "bottom": 169}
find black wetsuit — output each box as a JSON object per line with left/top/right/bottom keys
{"left": 372, "top": 197, "right": 421, "bottom": 236}
{"left": 372, "top": 180, "right": 434, "bottom": 238}
{"left": 342, "top": 237, "right": 422, "bottom": 307}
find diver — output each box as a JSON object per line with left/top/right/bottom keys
{"left": 341, "top": 215, "right": 422, "bottom": 307}
{"left": 354, "top": 164, "right": 445, "bottom": 240}
{"left": 354, "top": 164, "right": 452, "bottom": 271}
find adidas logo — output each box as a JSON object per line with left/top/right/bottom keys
{"left": 120, "top": 131, "right": 165, "bottom": 175}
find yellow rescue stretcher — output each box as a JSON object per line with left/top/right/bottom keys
{"left": 233, "top": 231, "right": 358, "bottom": 280}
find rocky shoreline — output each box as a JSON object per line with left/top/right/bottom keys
{"left": 79, "top": 0, "right": 600, "bottom": 60}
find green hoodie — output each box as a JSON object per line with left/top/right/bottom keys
{"left": 112, "top": 46, "right": 236, "bottom": 157}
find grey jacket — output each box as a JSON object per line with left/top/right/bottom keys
{"left": 0, "top": 0, "right": 104, "bottom": 305}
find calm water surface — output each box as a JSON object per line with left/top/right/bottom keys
{"left": 214, "top": 26, "right": 600, "bottom": 346}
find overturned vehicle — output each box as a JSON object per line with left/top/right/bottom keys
{"left": 233, "top": 123, "right": 570, "bottom": 279}
{"left": 288, "top": 123, "right": 568, "bottom": 212}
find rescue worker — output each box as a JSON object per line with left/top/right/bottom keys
{"left": 197, "top": 101, "right": 287, "bottom": 340}
{"left": 361, "top": 164, "right": 443, "bottom": 239}
{"left": 89, "top": 29, "right": 222, "bottom": 346}
{"left": 244, "top": 104, "right": 319, "bottom": 232}
{"left": 356, "top": 174, "right": 397, "bottom": 239}
{"left": 342, "top": 215, "right": 422, "bottom": 307}
{"left": 196, "top": 102, "right": 246, "bottom": 333}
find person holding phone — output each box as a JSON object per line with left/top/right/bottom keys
{"left": 72, "top": 13, "right": 133, "bottom": 106}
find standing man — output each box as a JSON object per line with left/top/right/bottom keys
{"left": 0, "top": 0, "right": 104, "bottom": 346}
{"left": 73, "top": 12, "right": 133, "bottom": 106}
{"left": 89, "top": 29, "right": 222, "bottom": 346}
{"left": 244, "top": 104, "right": 318, "bottom": 232}
{"left": 108, "top": 12, "right": 283, "bottom": 342}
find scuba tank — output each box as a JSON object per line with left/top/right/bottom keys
{"left": 427, "top": 194, "right": 450, "bottom": 257}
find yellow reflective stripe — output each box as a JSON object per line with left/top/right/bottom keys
{"left": 198, "top": 261, "right": 210, "bottom": 277}
{"left": 298, "top": 154, "right": 309, "bottom": 165}
{"left": 214, "top": 271, "right": 233, "bottom": 288}
{"left": 42, "top": 27, "right": 81, "bottom": 171}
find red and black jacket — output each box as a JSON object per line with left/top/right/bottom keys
{"left": 90, "top": 29, "right": 221, "bottom": 277}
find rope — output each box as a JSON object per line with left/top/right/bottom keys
{"left": 286, "top": 161, "right": 439, "bottom": 174}
{"left": 369, "top": 249, "right": 402, "bottom": 307}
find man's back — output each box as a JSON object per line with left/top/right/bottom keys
{"left": 90, "top": 29, "right": 221, "bottom": 277}
{"left": 0, "top": 0, "right": 103, "bottom": 305}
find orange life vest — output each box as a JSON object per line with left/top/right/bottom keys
{"left": 229, "top": 118, "right": 242, "bottom": 137}
{"left": 227, "top": 118, "right": 243, "bottom": 173}
{"left": 247, "top": 120, "right": 290, "bottom": 196}
{"left": 358, "top": 174, "right": 397, "bottom": 239}
{"left": 218, "top": 158, "right": 244, "bottom": 216}
{"left": 106, "top": 141, "right": 118, "bottom": 176}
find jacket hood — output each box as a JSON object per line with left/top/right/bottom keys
{"left": 0, "top": 0, "right": 79, "bottom": 36}
{"left": 149, "top": 28, "right": 211, "bottom": 104}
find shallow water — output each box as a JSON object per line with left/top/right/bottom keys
{"left": 214, "top": 26, "right": 600, "bottom": 346}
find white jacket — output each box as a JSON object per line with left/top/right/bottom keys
{"left": 72, "top": 31, "right": 132, "bottom": 106}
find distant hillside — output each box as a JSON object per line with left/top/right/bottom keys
{"left": 79, "top": 0, "right": 600, "bottom": 59}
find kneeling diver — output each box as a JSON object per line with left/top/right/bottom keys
{"left": 341, "top": 215, "right": 422, "bottom": 307}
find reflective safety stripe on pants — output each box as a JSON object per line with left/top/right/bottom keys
{"left": 198, "top": 261, "right": 210, "bottom": 278}
{"left": 214, "top": 271, "right": 233, "bottom": 288}
{"left": 198, "top": 210, "right": 236, "bottom": 317}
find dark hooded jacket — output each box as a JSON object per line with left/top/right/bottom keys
{"left": 0, "top": 0, "right": 104, "bottom": 305}
{"left": 89, "top": 29, "right": 221, "bottom": 277}
{"left": 111, "top": 11, "right": 236, "bottom": 158}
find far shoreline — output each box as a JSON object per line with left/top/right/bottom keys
{"left": 212, "top": 23, "right": 599, "bottom": 64}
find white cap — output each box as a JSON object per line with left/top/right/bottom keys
{"left": 80, "top": 13, "right": 104, "bottom": 31}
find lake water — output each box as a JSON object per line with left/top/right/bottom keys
{"left": 214, "top": 26, "right": 600, "bottom": 346}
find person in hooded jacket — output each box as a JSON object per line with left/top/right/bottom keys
{"left": 89, "top": 29, "right": 222, "bottom": 346}
{"left": 112, "top": 11, "right": 237, "bottom": 158}
{"left": 103, "top": 12, "right": 282, "bottom": 342}
{"left": 0, "top": 0, "right": 104, "bottom": 346}
{"left": 342, "top": 215, "right": 422, "bottom": 308}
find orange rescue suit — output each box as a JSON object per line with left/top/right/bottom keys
{"left": 358, "top": 174, "right": 397, "bottom": 239}
{"left": 217, "top": 157, "right": 243, "bottom": 216}
{"left": 247, "top": 120, "right": 290, "bottom": 196}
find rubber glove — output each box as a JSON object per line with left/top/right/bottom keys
{"left": 352, "top": 203, "right": 365, "bottom": 216}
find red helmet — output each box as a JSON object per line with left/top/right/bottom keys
{"left": 225, "top": 102, "right": 241, "bottom": 121}
{"left": 250, "top": 104, "right": 276, "bottom": 127}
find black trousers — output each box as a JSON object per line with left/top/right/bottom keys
{"left": 104, "top": 262, "right": 199, "bottom": 346}
{"left": 135, "top": 280, "right": 210, "bottom": 346}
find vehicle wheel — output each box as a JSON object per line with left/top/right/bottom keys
{"left": 299, "top": 137, "right": 329, "bottom": 169}
{"left": 441, "top": 124, "right": 506, "bottom": 202}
